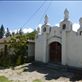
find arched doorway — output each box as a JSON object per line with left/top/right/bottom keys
{"left": 49, "top": 42, "right": 61, "bottom": 63}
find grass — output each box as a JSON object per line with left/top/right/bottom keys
{"left": 0, "top": 76, "right": 12, "bottom": 82}
{"left": 33, "top": 79, "right": 42, "bottom": 82}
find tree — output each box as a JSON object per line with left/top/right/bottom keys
{"left": 16, "top": 30, "right": 19, "bottom": 35}
{"left": 0, "top": 25, "right": 5, "bottom": 38}
{"left": 26, "top": 30, "right": 37, "bottom": 40}
{"left": 8, "top": 30, "right": 36, "bottom": 66}
{"left": 9, "top": 34, "right": 28, "bottom": 66}
{"left": 0, "top": 30, "right": 36, "bottom": 67}
{"left": 5, "top": 28, "right": 11, "bottom": 37}
{"left": 19, "top": 28, "right": 23, "bottom": 35}
{"left": 12, "top": 32, "right": 15, "bottom": 36}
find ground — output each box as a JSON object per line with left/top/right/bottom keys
{"left": 0, "top": 62, "right": 82, "bottom": 82}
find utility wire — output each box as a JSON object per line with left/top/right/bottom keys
{"left": 20, "top": 1, "right": 46, "bottom": 29}
{"left": 37, "top": 1, "right": 52, "bottom": 26}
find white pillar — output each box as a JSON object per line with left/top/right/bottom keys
{"left": 42, "top": 34, "right": 49, "bottom": 63}
{"left": 62, "top": 31, "right": 67, "bottom": 65}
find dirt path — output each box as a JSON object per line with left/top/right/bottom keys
{"left": 0, "top": 63, "right": 82, "bottom": 82}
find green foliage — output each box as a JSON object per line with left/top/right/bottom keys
{"left": 16, "top": 56, "right": 22, "bottom": 65}
{"left": 19, "top": 28, "right": 23, "bottom": 35}
{"left": 0, "top": 30, "right": 36, "bottom": 67}
{"left": 5, "top": 28, "right": 11, "bottom": 37}
{"left": 26, "top": 30, "right": 36, "bottom": 39}
{"left": 0, "top": 44, "right": 12, "bottom": 67}
{"left": 11, "top": 32, "right": 15, "bottom": 36}
{"left": 9, "top": 35, "right": 28, "bottom": 66}
{"left": 0, "top": 76, "right": 12, "bottom": 82}
{"left": 0, "top": 25, "right": 5, "bottom": 38}
{"left": 33, "top": 79, "right": 42, "bottom": 82}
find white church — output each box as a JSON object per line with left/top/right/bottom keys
{"left": 35, "top": 9, "right": 82, "bottom": 68}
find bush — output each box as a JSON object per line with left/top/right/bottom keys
{"left": 0, "top": 76, "right": 12, "bottom": 82}
{"left": 0, "top": 31, "right": 36, "bottom": 68}
{"left": 33, "top": 79, "right": 42, "bottom": 82}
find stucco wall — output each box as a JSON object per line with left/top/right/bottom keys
{"left": 0, "top": 44, "right": 4, "bottom": 50}
{"left": 35, "top": 22, "right": 82, "bottom": 68}
{"left": 35, "top": 34, "right": 47, "bottom": 63}
{"left": 28, "top": 43, "right": 35, "bottom": 57}
{"left": 66, "top": 31, "right": 82, "bottom": 67}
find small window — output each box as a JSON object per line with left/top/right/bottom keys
{"left": 49, "top": 27, "right": 51, "bottom": 32}
{"left": 43, "top": 27, "right": 46, "bottom": 32}
{"left": 62, "top": 24, "right": 66, "bottom": 30}
{"left": 80, "top": 31, "right": 82, "bottom": 35}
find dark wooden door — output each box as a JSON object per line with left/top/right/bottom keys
{"left": 49, "top": 42, "right": 61, "bottom": 63}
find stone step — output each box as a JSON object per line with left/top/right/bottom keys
{"left": 67, "top": 66, "right": 82, "bottom": 74}
{"left": 32, "top": 62, "right": 68, "bottom": 71}
{"left": 32, "top": 62, "right": 82, "bottom": 74}
{"left": 32, "top": 61, "right": 47, "bottom": 67}
{"left": 46, "top": 63, "right": 68, "bottom": 72}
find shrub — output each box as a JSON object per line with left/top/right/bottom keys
{"left": 0, "top": 76, "right": 12, "bottom": 82}
{"left": 33, "top": 79, "right": 42, "bottom": 82}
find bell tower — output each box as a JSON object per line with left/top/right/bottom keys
{"left": 41, "top": 15, "right": 50, "bottom": 34}
{"left": 44, "top": 14, "right": 48, "bottom": 25}
{"left": 79, "top": 17, "right": 82, "bottom": 28}
{"left": 60, "top": 8, "right": 72, "bottom": 32}
{"left": 60, "top": 9, "right": 72, "bottom": 65}
{"left": 64, "top": 8, "right": 69, "bottom": 20}
{"left": 78, "top": 17, "right": 82, "bottom": 35}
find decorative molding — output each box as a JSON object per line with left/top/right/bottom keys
{"left": 48, "top": 35, "right": 61, "bottom": 40}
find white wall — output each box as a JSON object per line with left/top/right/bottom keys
{"left": 0, "top": 44, "right": 4, "bottom": 50}
{"left": 28, "top": 43, "right": 35, "bottom": 57}
{"left": 35, "top": 22, "right": 82, "bottom": 68}
{"left": 66, "top": 31, "right": 82, "bottom": 67}
{"left": 48, "top": 27, "right": 62, "bottom": 45}
{"left": 35, "top": 34, "right": 47, "bottom": 63}
{"left": 47, "top": 27, "right": 62, "bottom": 62}
{"left": 62, "top": 31, "right": 67, "bottom": 65}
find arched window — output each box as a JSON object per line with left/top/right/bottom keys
{"left": 49, "top": 27, "right": 51, "bottom": 32}
{"left": 43, "top": 27, "right": 46, "bottom": 32}
{"left": 80, "top": 31, "right": 82, "bottom": 35}
{"left": 62, "top": 24, "right": 66, "bottom": 30}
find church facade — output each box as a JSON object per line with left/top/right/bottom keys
{"left": 35, "top": 9, "right": 82, "bottom": 68}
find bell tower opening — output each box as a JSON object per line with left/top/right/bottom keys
{"left": 60, "top": 8, "right": 72, "bottom": 31}
{"left": 43, "top": 27, "right": 46, "bottom": 32}
{"left": 62, "top": 24, "right": 66, "bottom": 30}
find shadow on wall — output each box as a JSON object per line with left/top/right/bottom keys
{"left": 23, "top": 62, "right": 82, "bottom": 81}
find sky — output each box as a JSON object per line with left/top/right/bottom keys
{"left": 0, "top": 1, "right": 82, "bottom": 33}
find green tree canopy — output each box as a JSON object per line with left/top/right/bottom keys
{"left": 19, "top": 28, "right": 23, "bottom": 35}
{"left": 5, "top": 28, "right": 11, "bottom": 37}
{"left": 0, "top": 25, "right": 5, "bottom": 38}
